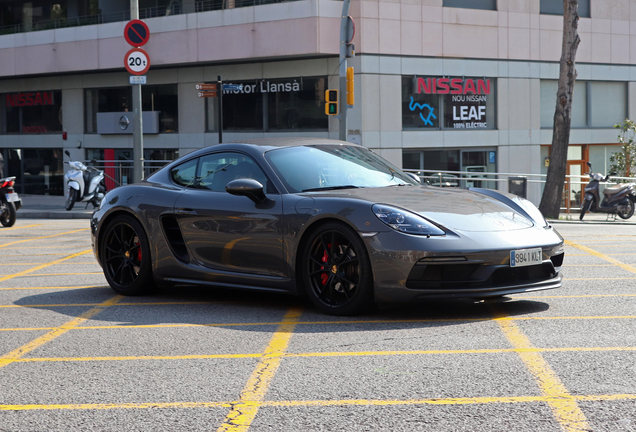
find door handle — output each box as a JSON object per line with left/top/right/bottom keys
{"left": 177, "top": 208, "right": 198, "bottom": 215}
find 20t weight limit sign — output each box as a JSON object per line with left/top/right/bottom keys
{"left": 124, "top": 48, "right": 150, "bottom": 75}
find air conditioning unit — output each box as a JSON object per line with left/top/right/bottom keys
{"left": 97, "top": 111, "right": 160, "bottom": 134}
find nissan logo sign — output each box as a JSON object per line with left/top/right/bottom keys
{"left": 119, "top": 115, "right": 130, "bottom": 130}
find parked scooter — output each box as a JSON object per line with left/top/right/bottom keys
{"left": 64, "top": 151, "right": 105, "bottom": 211}
{"left": 0, "top": 176, "right": 22, "bottom": 227}
{"left": 580, "top": 161, "right": 636, "bottom": 220}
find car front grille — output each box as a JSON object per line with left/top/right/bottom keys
{"left": 406, "top": 261, "right": 557, "bottom": 290}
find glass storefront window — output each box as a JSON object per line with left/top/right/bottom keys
{"left": 85, "top": 85, "right": 178, "bottom": 133}
{"left": 402, "top": 76, "right": 496, "bottom": 130}
{"left": 206, "top": 76, "right": 328, "bottom": 132}
{"left": 2, "top": 90, "right": 62, "bottom": 134}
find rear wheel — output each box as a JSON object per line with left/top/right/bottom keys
{"left": 302, "top": 222, "right": 373, "bottom": 316}
{"left": 101, "top": 215, "right": 155, "bottom": 295}
{"left": 65, "top": 188, "right": 77, "bottom": 211}
{"left": 579, "top": 200, "right": 591, "bottom": 220}
{"left": 617, "top": 200, "right": 635, "bottom": 219}
{"left": 0, "top": 202, "right": 16, "bottom": 227}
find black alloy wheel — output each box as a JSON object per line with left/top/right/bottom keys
{"left": 579, "top": 200, "right": 592, "bottom": 220}
{"left": 101, "top": 215, "right": 155, "bottom": 295}
{"left": 302, "top": 222, "right": 372, "bottom": 315}
{"left": 617, "top": 200, "right": 635, "bottom": 219}
{"left": 0, "top": 202, "right": 16, "bottom": 227}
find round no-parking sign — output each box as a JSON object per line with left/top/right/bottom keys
{"left": 124, "top": 48, "right": 150, "bottom": 75}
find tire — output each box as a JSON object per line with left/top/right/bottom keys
{"left": 65, "top": 188, "right": 77, "bottom": 211}
{"left": 617, "top": 200, "right": 635, "bottom": 220}
{"left": 301, "top": 222, "right": 373, "bottom": 316}
{"left": 0, "top": 201, "right": 16, "bottom": 227}
{"left": 101, "top": 215, "right": 156, "bottom": 295}
{"left": 579, "top": 200, "right": 591, "bottom": 220}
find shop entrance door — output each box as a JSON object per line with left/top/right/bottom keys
{"left": 460, "top": 149, "right": 497, "bottom": 189}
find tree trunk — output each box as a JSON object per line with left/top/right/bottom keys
{"left": 538, "top": 0, "right": 581, "bottom": 219}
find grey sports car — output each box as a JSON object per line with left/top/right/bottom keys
{"left": 91, "top": 138, "right": 564, "bottom": 315}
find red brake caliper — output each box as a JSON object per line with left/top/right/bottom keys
{"left": 320, "top": 244, "right": 330, "bottom": 285}
{"left": 136, "top": 242, "right": 142, "bottom": 262}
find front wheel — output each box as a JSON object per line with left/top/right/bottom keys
{"left": 580, "top": 200, "right": 592, "bottom": 220}
{"left": 617, "top": 200, "right": 635, "bottom": 219}
{"left": 302, "top": 222, "right": 373, "bottom": 316}
{"left": 65, "top": 188, "right": 77, "bottom": 211}
{"left": 101, "top": 215, "right": 155, "bottom": 295}
{"left": 0, "top": 201, "right": 16, "bottom": 227}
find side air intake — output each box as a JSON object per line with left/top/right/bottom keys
{"left": 161, "top": 216, "right": 190, "bottom": 263}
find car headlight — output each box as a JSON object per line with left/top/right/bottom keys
{"left": 372, "top": 204, "right": 445, "bottom": 236}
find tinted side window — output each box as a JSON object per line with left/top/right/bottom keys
{"left": 171, "top": 158, "right": 198, "bottom": 187}
{"left": 197, "top": 152, "right": 274, "bottom": 193}
{"left": 443, "top": 0, "right": 496, "bottom": 11}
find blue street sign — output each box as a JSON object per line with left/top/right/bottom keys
{"left": 222, "top": 84, "right": 243, "bottom": 91}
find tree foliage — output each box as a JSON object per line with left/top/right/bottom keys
{"left": 609, "top": 119, "right": 636, "bottom": 181}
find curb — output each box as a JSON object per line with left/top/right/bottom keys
{"left": 18, "top": 211, "right": 93, "bottom": 220}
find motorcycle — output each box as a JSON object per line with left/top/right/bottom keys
{"left": 580, "top": 161, "right": 636, "bottom": 220}
{"left": 64, "top": 150, "right": 106, "bottom": 211}
{"left": 0, "top": 176, "right": 22, "bottom": 227}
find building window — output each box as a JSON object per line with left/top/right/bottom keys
{"left": 540, "top": 0, "right": 590, "bottom": 18}
{"left": 443, "top": 0, "right": 496, "bottom": 11}
{"left": 540, "top": 80, "right": 625, "bottom": 128}
{"left": 206, "top": 76, "right": 328, "bottom": 132}
{"left": 85, "top": 84, "right": 178, "bottom": 133}
{"left": 2, "top": 91, "right": 62, "bottom": 134}
{"left": 402, "top": 76, "right": 496, "bottom": 131}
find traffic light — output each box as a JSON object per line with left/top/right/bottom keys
{"left": 325, "top": 89, "right": 338, "bottom": 115}
{"left": 346, "top": 67, "right": 354, "bottom": 105}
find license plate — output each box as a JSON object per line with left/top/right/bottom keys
{"left": 6, "top": 193, "right": 19, "bottom": 202}
{"left": 510, "top": 247, "right": 542, "bottom": 267}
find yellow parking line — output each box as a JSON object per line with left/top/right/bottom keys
{"left": 4, "top": 272, "right": 103, "bottom": 277}
{"left": 0, "top": 250, "right": 93, "bottom": 283}
{"left": 492, "top": 305, "right": 589, "bottom": 432}
{"left": 0, "top": 228, "right": 89, "bottom": 248}
{"left": 0, "top": 285, "right": 102, "bottom": 291}
{"left": 10, "top": 346, "right": 636, "bottom": 364}
{"left": 0, "top": 301, "right": 232, "bottom": 308}
{"left": 0, "top": 224, "right": 41, "bottom": 231}
{"left": 0, "top": 262, "right": 98, "bottom": 266}
{"left": 217, "top": 307, "right": 303, "bottom": 432}
{"left": 3, "top": 393, "right": 636, "bottom": 412}
{"left": 0, "top": 295, "right": 122, "bottom": 369}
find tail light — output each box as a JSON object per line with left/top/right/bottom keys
{"left": 1, "top": 180, "right": 14, "bottom": 188}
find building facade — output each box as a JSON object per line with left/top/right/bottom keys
{"left": 0, "top": 0, "right": 634, "bottom": 204}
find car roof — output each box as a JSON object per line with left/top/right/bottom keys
{"left": 227, "top": 137, "right": 357, "bottom": 149}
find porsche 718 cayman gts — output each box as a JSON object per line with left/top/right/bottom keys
{"left": 91, "top": 138, "right": 564, "bottom": 315}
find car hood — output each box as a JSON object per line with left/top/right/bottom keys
{"left": 311, "top": 186, "right": 535, "bottom": 232}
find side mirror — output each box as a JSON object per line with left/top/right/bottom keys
{"left": 226, "top": 178, "right": 267, "bottom": 203}
{"left": 586, "top": 161, "right": 592, "bottom": 168}
{"left": 404, "top": 172, "right": 421, "bottom": 183}
{"left": 610, "top": 172, "right": 617, "bottom": 176}
{"left": 64, "top": 150, "right": 70, "bottom": 157}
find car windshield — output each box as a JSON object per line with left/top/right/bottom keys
{"left": 265, "top": 145, "right": 417, "bottom": 193}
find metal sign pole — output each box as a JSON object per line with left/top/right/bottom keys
{"left": 218, "top": 75, "right": 223, "bottom": 144}
{"left": 338, "top": 0, "right": 351, "bottom": 142}
{"left": 131, "top": 0, "right": 144, "bottom": 183}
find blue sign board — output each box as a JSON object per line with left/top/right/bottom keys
{"left": 489, "top": 151, "right": 496, "bottom": 164}
{"left": 223, "top": 84, "right": 244, "bottom": 91}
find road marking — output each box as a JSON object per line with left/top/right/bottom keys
{"left": 3, "top": 393, "right": 636, "bottom": 412}
{"left": 0, "top": 295, "right": 122, "bottom": 370}
{"left": 565, "top": 239, "right": 636, "bottom": 274}
{"left": 0, "top": 285, "right": 102, "bottom": 291}
{"left": 0, "top": 262, "right": 98, "bottom": 266}
{"left": 8, "top": 346, "right": 636, "bottom": 363}
{"left": 0, "top": 224, "right": 41, "bottom": 231}
{"left": 0, "top": 228, "right": 89, "bottom": 248}
{"left": 217, "top": 307, "right": 303, "bottom": 432}
{"left": 0, "top": 250, "right": 93, "bottom": 283}
{"left": 3, "top": 272, "right": 104, "bottom": 277}
{"left": 491, "top": 304, "right": 589, "bottom": 432}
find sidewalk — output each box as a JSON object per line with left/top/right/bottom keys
{"left": 16, "top": 194, "right": 94, "bottom": 219}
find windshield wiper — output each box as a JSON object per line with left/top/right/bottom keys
{"left": 301, "top": 185, "right": 360, "bottom": 192}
